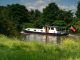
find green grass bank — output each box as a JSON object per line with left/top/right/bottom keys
{"left": 0, "top": 35, "right": 80, "bottom": 60}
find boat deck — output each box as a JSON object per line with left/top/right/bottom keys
{"left": 23, "top": 30, "right": 68, "bottom": 36}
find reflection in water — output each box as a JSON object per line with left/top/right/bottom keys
{"left": 22, "top": 33, "right": 62, "bottom": 44}
{"left": 22, "top": 33, "right": 80, "bottom": 44}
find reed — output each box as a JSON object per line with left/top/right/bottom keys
{"left": 0, "top": 35, "right": 80, "bottom": 60}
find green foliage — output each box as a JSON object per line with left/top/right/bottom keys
{"left": 0, "top": 2, "right": 80, "bottom": 36}
{"left": 7, "top": 4, "right": 30, "bottom": 31}
{"left": 28, "top": 9, "right": 43, "bottom": 28}
{"left": 0, "top": 35, "right": 80, "bottom": 60}
{"left": 76, "top": 1, "right": 80, "bottom": 18}
{"left": 52, "top": 20, "right": 67, "bottom": 26}
{"left": 0, "top": 4, "right": 30, "bottom": 36}
{"left": 75, "top": 1, "right": 80, "bottom": 33}
{"left": 43, "top": 3, "right": 59, "bottom": 25}
{"left": 0, "top": 6, "right": 18, "bottom": 36}
{"left": 23, "top": 23, "right": 34, "bottom": 28}
{"left": 73, "top": 20, "right": 80, "bottom": 33}
{"left": 43, "top": 3, "right": 73, "bottom": 26}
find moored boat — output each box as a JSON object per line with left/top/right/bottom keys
{"left": 21, "top": 26, "right": 68, "bottom": 36}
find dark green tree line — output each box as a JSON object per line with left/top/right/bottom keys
{"left": 0, "top": 2, "right": 80, "bottom": 36}
{"left": 75, "top": 1, "right": 80, "bottom": 33}
{"left": 42, "top": 3, "right": 73, "bottom": 26}
{"left": 0, "top": 4, "right": 30, "bottom": 36}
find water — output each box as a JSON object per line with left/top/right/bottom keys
{"left": 22, "top": 33, "right": 61, "bottom": 44}
{"left": 22, "top": 33, "right": 80, "bottom": 44}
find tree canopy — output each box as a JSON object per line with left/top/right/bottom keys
{"left": 0, "top": 2, "right": 80, "bottom": 36}
{"left": 42, "top": 3, "right": 73, "bottom": 26}
{"left": 76, "top": 2, "right": 80, "bottom": 18}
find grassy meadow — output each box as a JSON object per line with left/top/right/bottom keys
{"left": 0, "top": 35, "right": 80, "bottom": 60}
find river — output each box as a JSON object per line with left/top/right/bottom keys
{"left": 22, "top": 33, "right": 80, "bottom": 44}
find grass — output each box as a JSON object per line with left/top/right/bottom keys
{"left": 0, "top": 35, "right": 80, "bottom": 60}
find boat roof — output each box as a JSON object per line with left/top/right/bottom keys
{"left": 25, "top": 28, "right": 42, "bottom": 30}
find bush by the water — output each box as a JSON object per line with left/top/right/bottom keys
{"left": 0, "top": 35, "right": 80, "bottom": 60}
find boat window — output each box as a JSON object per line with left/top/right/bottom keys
{"left": 34, "top": 30, "right": 36, "bottom": 31}
{"left": 56, "top": 27, "right": 66, "bottom": 31}
{"left": 48, "top": 27, "right": 50, "bottom": 30}
{"left": 51, "top": 27, "right": 54, "bottom": 30}
{"left": 41, "top": 30, "right": 43, "bottom": 32}
{"left": 56, "top": 28, "right": 60, "bottom": 31}
{"left": 28, "top": 29, "right": 30, "bottom": 30}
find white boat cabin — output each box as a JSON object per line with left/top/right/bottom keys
{"left": 24, "top": 26, "right": 67, "bottom": 34}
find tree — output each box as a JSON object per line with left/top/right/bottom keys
{"left": 27, "top": 9, "right": 42, "bottom": 28}
{"left": 33, "top": 9, "right": 42, "bottom": 28}
{"left": 42, "top": 3, "right": 73, "bottom": 26}
{"left": 60, "top": 10, "right": 73, "bottom": 24}
{"left": 52, "top": 20, "right": 66, "bottom": 26}
{"left": 43, "top": 3, "right": 59, "bottom": 25}
{"left": 75, "top": 1, "right": 80, "bottom": 33}
{"left": 76, "top": 1, "right": 80, "bottom": 18}
{"left": 0, "top": 4, "right": 30, "bottom": 36}
{"left": 7, "top": 4, "right": 29, "bottom": 31}
{"left": 0, "top": 3, "right": 74, "bottom": 36}
{"left": 0, "top": 6, "right": 17, "bottom": 36}
{"left": 28, "top": 9, "right": 35, "bottom": 23}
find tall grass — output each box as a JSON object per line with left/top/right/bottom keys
{"left": 0, "top": 35, "right": 80, "bottom": 60}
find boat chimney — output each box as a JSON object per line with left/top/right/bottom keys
{"left": 45, "top": 25, "right": 49, "bottom": 33}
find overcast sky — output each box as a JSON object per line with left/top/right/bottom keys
{"left": 0, "top": 0, "right": 79, "bottom": 12}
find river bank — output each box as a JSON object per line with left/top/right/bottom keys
{"left": 0, "top": 35, "right": 80, "bottom": 60}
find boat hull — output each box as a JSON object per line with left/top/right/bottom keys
{"left": 22, "top": 30, "right": 68, "bottom": 36}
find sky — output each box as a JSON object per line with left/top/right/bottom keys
{"left": 0, "top": 0, "right": 79, "bottom": 12}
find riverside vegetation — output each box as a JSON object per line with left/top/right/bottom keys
{"left": 0, "top": 2, "right": 80, "bottom": 37}
{"left": 0, "top": 35, "right": 80, "bottom": 60}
